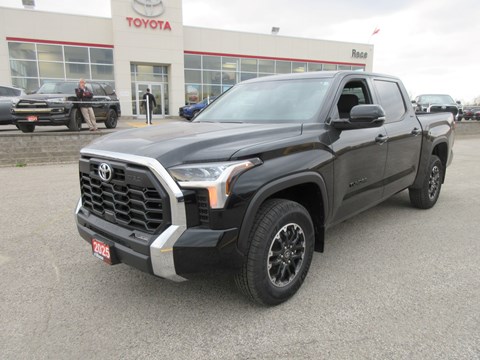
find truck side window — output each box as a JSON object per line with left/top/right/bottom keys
{"left": 373, "top": 80, "right": 406, "bottom": 123}
{"left": 336, "top": 80, "right": 371, "bottom": 118}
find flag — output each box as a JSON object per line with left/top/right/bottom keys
{"left": 372, "top": 27, "right": 380, "bottom": 36}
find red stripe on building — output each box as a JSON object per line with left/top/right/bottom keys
{"left": 6, "top": 37, "right": 114, "bottom": 48}
{"left": 184, "top": 50, "right": 365, "bottom": 67}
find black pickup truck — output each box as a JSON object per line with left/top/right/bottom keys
{"left": 12, "top": 81, "right": 121, "bottom": 133}
{"left": 75, "top": 71, "right": 455, "bottom": 305}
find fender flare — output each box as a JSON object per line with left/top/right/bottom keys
{"left": 237, "top": 171, "right": 329, "bottom": 255}
{"left": 412, "top": 137, "right": 449, "bottom": 189}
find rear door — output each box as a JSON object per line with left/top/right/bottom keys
{"left": 328, "top": 76, "right": 388, "bottom": 224}
{"left": 89, "top": 83, "right": 108, "bottom": 119}
{"left": 372, "top": 79, "right": 422, "bottom": 199}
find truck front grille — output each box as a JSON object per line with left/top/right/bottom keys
{"left": 79, "top": 158, "right": 171, "bottom": 234}
{"left": 429, "top": 105, "right": 458, "bottom": 116}
{"left": 16, "top": 99, "right": 49, "bottom": 108}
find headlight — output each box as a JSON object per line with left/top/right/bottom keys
{"left": 168, "top": 158, "right": 262, "bottom": 208}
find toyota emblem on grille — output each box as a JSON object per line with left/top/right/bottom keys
{"left": 98, "top": 163, "right": 113, "bottom": 182}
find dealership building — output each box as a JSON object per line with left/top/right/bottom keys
{"left": 0, "top": 0, "right": 374, "bottom": 117}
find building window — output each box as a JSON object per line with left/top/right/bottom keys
{"left": 185, "top": 54, "right": 201, "bottom": 69}
{"left": 37, "top": 44, "right": 63, "bottom": 62}
{"left": 90, "top": 48, "right": 113, "bottom": 64}
{"left": 65, "top": 46, "right": 89, "bottom": 63}
{"left": 276, "top": 61, "right": 291, "bottom": 74}
{"left": 7, "top": 40, "right": 114, "bottom": 93}
{"left": 307, "top": 63, "right": 323, "bottom": 72}
{"left": 184, "top": 53, "right": 363, "bottom": 104}
{"left": 241, "top": 58, "right": 257, "bottom": 72}
{"left": 8, "top": 42, "right": 36, "bottom": 60}
{"left": 323, "top": 64, "right": 337, "bottom": 71}
{"left": 38, "top": 61, "right": 64, "bottom": 79}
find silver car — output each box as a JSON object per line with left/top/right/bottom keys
{"left": 0, "top": 85, "right": 26, "bottom": 125}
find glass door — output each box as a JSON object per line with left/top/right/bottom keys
{"left": 134, "top": 83, "right": 165, "bottom": 118}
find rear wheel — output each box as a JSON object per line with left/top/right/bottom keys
{"left": 409, "top": 155, "right": 443, "bottom": 209}
{"left": 105, "top": 109, "right": 118, "bottom": 129}
{"left": 67, "top": 108, "right": 82, "bottom": 131}
{"left": 17, "top": 123, "right": 35, "bottom": 133}
{"left": 234, "top": 199, "right": 314, "bottom": 306}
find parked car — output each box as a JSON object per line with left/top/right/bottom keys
{"left": 463, "top": 109, "right": 475, "bottom": 120}
{"left": 179, "top": 96, "right": 217, "bottom": 120}
{"left": 0, "top": 85, "right": 26, "bottom": 125}
{"left": 11, "top": 81, "right": 121, "bottom": 133}
{"left": 412, "top": 94, "right": 460, "bottom": 121}
{"left": 474, "top": 110, "right": 480, "bottom": 121}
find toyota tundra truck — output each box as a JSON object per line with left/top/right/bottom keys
{"left": 75, "top": 71, "right": 455, "bottom": 305}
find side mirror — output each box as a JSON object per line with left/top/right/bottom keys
{"left": 331, "top": 104, "right": 386, "bottom": 130}
{"left": 411, "top": 100, "right": 417, "bottom": 104}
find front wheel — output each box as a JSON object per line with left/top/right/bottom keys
{"left": 409, "top": 155, "right": 443, "bottom": 209}
{"left": 105, "top": 109, "right": 118, "bottom": 129}
{"left": 234, "top": 199, "right": 315, "bottom": 306}
{"left": 67, "top": 108, "right": 82, "bottom": 131}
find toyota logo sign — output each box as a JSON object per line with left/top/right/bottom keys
{"left": 98, "top": 163, "right": 113, "bottom": 182}
{"left": 132, "top": 0, "right": 165, "bottom": 18}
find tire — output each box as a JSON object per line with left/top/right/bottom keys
{"left": 67, "top": 108, "right": 82, "bottom": 131}
{"left": 234, "top": 199, "right": 315, "bottom": 306}
{"left": 409, "top": 155, "right": 443, "bottom": 209}
{"left": 190, "top": 110, "right": 199, "bottom": 121}
{"left": 17, "top": 123, "right": 35, "bottom": 133}
{"left": 105, "top": 109, "right": 118, "bottom": 129}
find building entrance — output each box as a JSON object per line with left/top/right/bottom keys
{"left": 134, "top": 83, "right": 165, "bottom": 118}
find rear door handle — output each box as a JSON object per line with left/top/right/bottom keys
{"left": 375, "top": 134, "right": 389, "bottom": 145}
{"left": 411, "top": 127, "right": 422, "bottom": 136}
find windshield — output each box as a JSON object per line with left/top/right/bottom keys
{"left": 195, "top": 78, "right": 332, "bottom": 123}
{"left": 36, "top": 82, "right": 78, "bottom": 94}
{"left": 418, "top": 95, "right": 455, "bottom": 104}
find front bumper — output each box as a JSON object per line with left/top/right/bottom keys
{"left": 75, "top": 149, "right": 243, "bottom": 281}
{"left": 12, "top": 103, "right": 72, "bottom": 125}
{"left": 13, "top": 112, "right": 71, "bottom": 126}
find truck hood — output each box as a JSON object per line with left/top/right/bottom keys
{"left": 82, "top": 121, "right": 303, "bottom": 167}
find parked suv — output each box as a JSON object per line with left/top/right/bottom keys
{"left": 0, "top": 85, "right": 26, "bottom": 125}
{"left": 12, "top": 81, "right": 121, "bottom": 133}
{"left": 412, "top": 94, "right": 461, "bottom": 121}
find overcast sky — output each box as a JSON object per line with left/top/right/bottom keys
{"left": 3, "top": 0, "right": 479, "bottom": 103}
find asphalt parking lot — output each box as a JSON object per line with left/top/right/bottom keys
{"left": 0, "top": 136, "right": 479, "bottom": 359}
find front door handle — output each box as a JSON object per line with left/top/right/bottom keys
{"left": 375, "top": 134, "right": 389, "bottom": 145}
{"left": 411, "top": 127, "right": 422, "bottom": 136}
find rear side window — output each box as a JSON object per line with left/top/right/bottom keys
{"left": 90, "top": 83, "right": 105, "bottom": 96}
{"left": 102, "top": 84, "right": 115, "bottom": 96}
{"left": 373, "top": 80, "right": 406, "bottom": 123}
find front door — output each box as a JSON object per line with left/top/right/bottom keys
{"left": 134, "top": 83, "right": 165, "bottom": 118}
{"left": 328, "top": 77, "right": 389, "bottom": 225}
